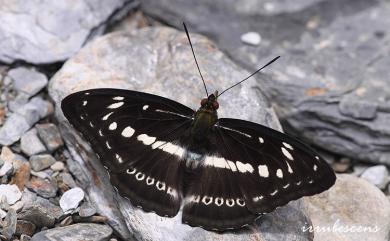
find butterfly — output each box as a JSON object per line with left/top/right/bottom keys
{"left": 61, "top": 23, "right": 336, "bottom": 231}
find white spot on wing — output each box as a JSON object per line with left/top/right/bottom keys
{"left": 127, "top": 167, "right": 136, "bottom": 175}
{"left": 258, "top": 137, "right": 264, "bottom": 143}
{"left": 83, "top": 101, "right": 87, "bottom": 106}
{"left": 215, "top": 197, "right": 224, "bottom": 206}
{"left": 107, "top": 102, "right": 124, "bottom": 109}
{"left": 113, "top": 96, "right": 124, "bottom": 100}
{"left": 282, "top": 147, "right": 294, "bottom": 160}
{"left": 158, "top": 142, "right": 185, "bottom": 158}
{"left": 226, "top": 199, "right": 235, "bottom": 207}
{"left": 283, "top": 183, "right": 290, "bottom": 189}
{"left": 202, "top": 196, "right": 213, "bottom": 205}
{"left": 109, "top": 122, "right": 117, "bottom": 130}
{"left": 204, "top": 156, "right": 237, "bottom": 172}
{"left": 253, "top": 196, "right": 263, "bottom": 202}
{"left": 236, "top": 161, "right": 254, "bottom": 173}
{"left": 283, "top": 142, "right": 294, "bottom": 150}
{"left": 276, "top": 169, "right": 283, "bottom": 178}
{"left": 121, "top": 126, "right": 135, "bottom": 138}
{"left": 287, "top": 162, "right": 293, "bottom": 173}
{"left": 143, "top": 105, "right": 149, "bottom": 110}
{"left": 102, "top": 112, "right": 113, "bottom": 120}
{"left": 258, "top": 165, "right": 269, "bottom": 177}
{"left": 236, "top": 198, "right": 245, "bottom": 207}
{"left": 146, "top": 177, "right": 154, "bottom": 185}
{"left": 313, "top": 164, "right": 318, "bottom": 171}
{"left": 136, "top": 172, "right": 145, "bottom": 181}
{"left": 98, "top": 129, "right": 104, "bottom": 136}
{"left": 106, "top": 141, "right": 111, "bottom": 149}
{"left": 270, "top": 190, "right": 278, "bottom": 196}
{"left": 115, "top": 154, "right": 123, "bottom": 163}
{"left": 156, "top": 181, "right": 166, "bottom": 191}
{"left": 137, "top": 134, "right": 156, "bottom": 145}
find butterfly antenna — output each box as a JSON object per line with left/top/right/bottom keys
{"left": 218, "top": 56, "right": 280, "bottom": 97}
{"left": 183, "top": 22, "right": 209, "bottom": 97}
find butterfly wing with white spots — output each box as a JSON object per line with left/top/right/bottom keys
{"left": 181, "top": 118, "right": 335, "bottom": 230}
{"left": 61, "top": 88, "right": 335, "bottom": 231}
{"left": 61, "top": 88, "right": 194, "bottom": 217}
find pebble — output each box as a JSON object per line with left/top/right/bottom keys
{"left": 60, "top": 187, "right": 85, "bottom": 214}
{"left": 240, "top": 31, "right": 262, "bottom": 46}
{"left": 50, "top": 161, "right": 65, "bottom": 172}
{"left": 361, "top": 165, "right": 389, "bottom": 190}
{"left": 26, "top": 177, "right": 58, "bottom": 198}
{"left": 0, "top": 147, "right": 15, "bottom": 176}
{"left": 57, "top": 173, "right": 77, "bottom": 191}
{"left": 36, "top": 123, "right": 64, "bottom": 153}
{"left": 10, "top": 162, "right": 31, "bottom": 190}
{"left": 0, "top": 184, "right": 22, "bottom": 205}
{"left": 0, "top": 97, "right": 53, "bottom": 145}
{"left": 21, "top": 128, "right": 47, "bottom": 156}
{"left": 18, "top": 193, "right": 63, "bottom": 228}
{"left": 7, "top": 67, "right": 48, "bottom": 98}
{"left": 31, "top": 223, "right": 113, "bottom": 241}
{"left": 15, "top": 220, "right": 37, "bottom": 237}
{"left": 79, "top": 201, "right": 97, "bottom": 217}
{"left": 2, "top": 209, "right": 17, "bottom": 240}
{"left": 21, "top": 234, "right": 32, "bottom": 241}
{"left": 29, "top": 154, "right": 56, "bottom": 172}
{"left": 30, "top": 170, "right": 51, "bottom": 180}
{"left": 0, "top": 161, "right": 13, "bottom": 177}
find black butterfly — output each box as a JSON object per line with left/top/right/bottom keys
{"left": 61, "top": 23, "right": 336, "bottom": 231}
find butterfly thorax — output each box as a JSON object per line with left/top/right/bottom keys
{"left": 191, "top": 92, "right": 219, "bottom": 141}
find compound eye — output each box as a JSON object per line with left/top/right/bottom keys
{"left": 212, "top": 101, "right": 219, "bottom": 110}
{"left": 201, "top": 98, "right": 208, "bottom": 106}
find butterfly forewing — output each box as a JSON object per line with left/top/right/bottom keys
{"left": 61, "top": 89, "right": 194, "bottom": 217}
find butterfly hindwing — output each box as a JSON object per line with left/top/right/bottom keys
{"left": 61, "top": 89, "right": 194, "bottom": 217}
{"left": 181, "top": 118, "right": 335, "bottom": 230}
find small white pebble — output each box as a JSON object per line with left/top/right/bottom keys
{"left": 50, "top": 161, "right": 65, "bottom": 172}
{"left": 0, "top": 184, "right": 22, "bottom": 205}
{"left": 60, "top": 187, "right": 85, "bottom": 214}
{"left": 241, "top": 32, "right": 262, "bottom": 46}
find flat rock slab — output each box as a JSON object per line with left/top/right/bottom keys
{"left": 49, "top": 27, "right": 312, "bottom": 241}
{"left": 305, "top": 174, "right": 390, "bottom": 241}
{"left": 31, "top": 223, "right": 113, "bottom": 241}
{"left": 0, "top": 0, "right": 137, "bottom": 64}
{"left": 141, "top": 0, "right": 390, "bottom": 165}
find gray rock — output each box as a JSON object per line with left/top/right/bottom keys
{"left": 141, "top": 0, "right": 390, "bottom": 165}
{"left": 21, "top": 234, "right": 32, "bottom": 241}
{"left": 241, "top": 32, "right": 261, "bottom": 46}
{"left": 79, "top": 201, "right": 97, "bottom": 217}
{"left": 29, "top": 154, "right": 56, "bottom": 172}
{"left": 26, "top": 177, "right": 58, "bottom": 198}
{"left": 8, "top": 67, "right": 48, "bottom": 97}
{"left": 0, "top": 96, "right": 53, "bottom": 145}
{"left": 31, "top": 223, "right": 113, "bottom": 241}
{"left": 305, "top": 174, "right": 390, "bottom": 241}
{"left": 0, "top": 147, "right": 15, "bottom": 177}
{"left": 21, "top": 128, "right": 47, "bottom": 156}
{"left": 49, "top": 27, "right": 310, "bottom": 241}
{"left": 0, "top": 208, "right": 6, "bottom": 219}
{"left": 57, "top": 173, "right": 77, "bottom": 190}
{"left": 0, "top": 161, "right": 13, "bottom": 177}
{"left": 59, "top": 187, "right": 85, "bottom": 214}
{"left": 360, "top": 165, "right": 389, "bottom": 190}
{"left": 18, "top": 190, "right": 63, "bottom": 228}
{"left": 36, "top": 123, "right": 64, "bottom": 152}
{"left": 50, "top": 161, "right": 65, "bottom": 172}
{"left": 1, "top": 209, "right": 17, "bottom": 240}
{"left": 0, "top": 184, "right": 22, "bottom": 205}
{"left": 0, "top": 0, "right": 138, "bottom": 64}
{"left": 15, "top": 220, "right": 36, "bottom": 237}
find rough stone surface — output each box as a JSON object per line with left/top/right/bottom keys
{"left": 29, "top": 154, "right": 56, "bottom": 172}
{"left": 79, "top": 201, "right": 97, "bottom": 217}
{"left": 50, "top": 161, "right": 65, "bottom": 172}
{"left": 15, "top": 220, "right": 37, "bottom": 237}
{"left": 0, "top": 184, "right": 22, "bottom": 205}
{"left": 18, "top": 190, "right": 63, "bottom": 228}
{"left": 0, "top": 0, "right": 138, "bottom": 64}
{"left": 26, "top": 177, "right": 58, "bottom": 198}
{"left": 1, "top": 209, "right": 17, "bottom": 240}
{"left": 360, "top": 165, "right": 389, "bottom": 190}
{"left": 36, "top": 123, "right": 64, "bottom": 153}
{"left": 31, "top": 223, "right": 113, "bottom": 241}
{"left": 49, "top": 27, "right": 311, "bottom": 241}
{"left": 0, "top": 97, "right": 53, "bottom": 145}
{"left": 8, "top": 67, "right": 48, "bottom": 98}
{"left": 305, "top": 174, "right": 390, "bottom": 241}
{"left": 141, "top": 0, "right": 390, "bottom": 165}
{"left": 59, "top": 187, "right": 85, "bottom": 214}
{"left": 10, "top": 162, "right": 31, "bottom": 191}
{"left": 21, "top": 128, "right": 47, "bottom": 156}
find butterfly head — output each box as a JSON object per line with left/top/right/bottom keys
{"left": 200, "top": 90, "right": 219, "bottom": 111}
